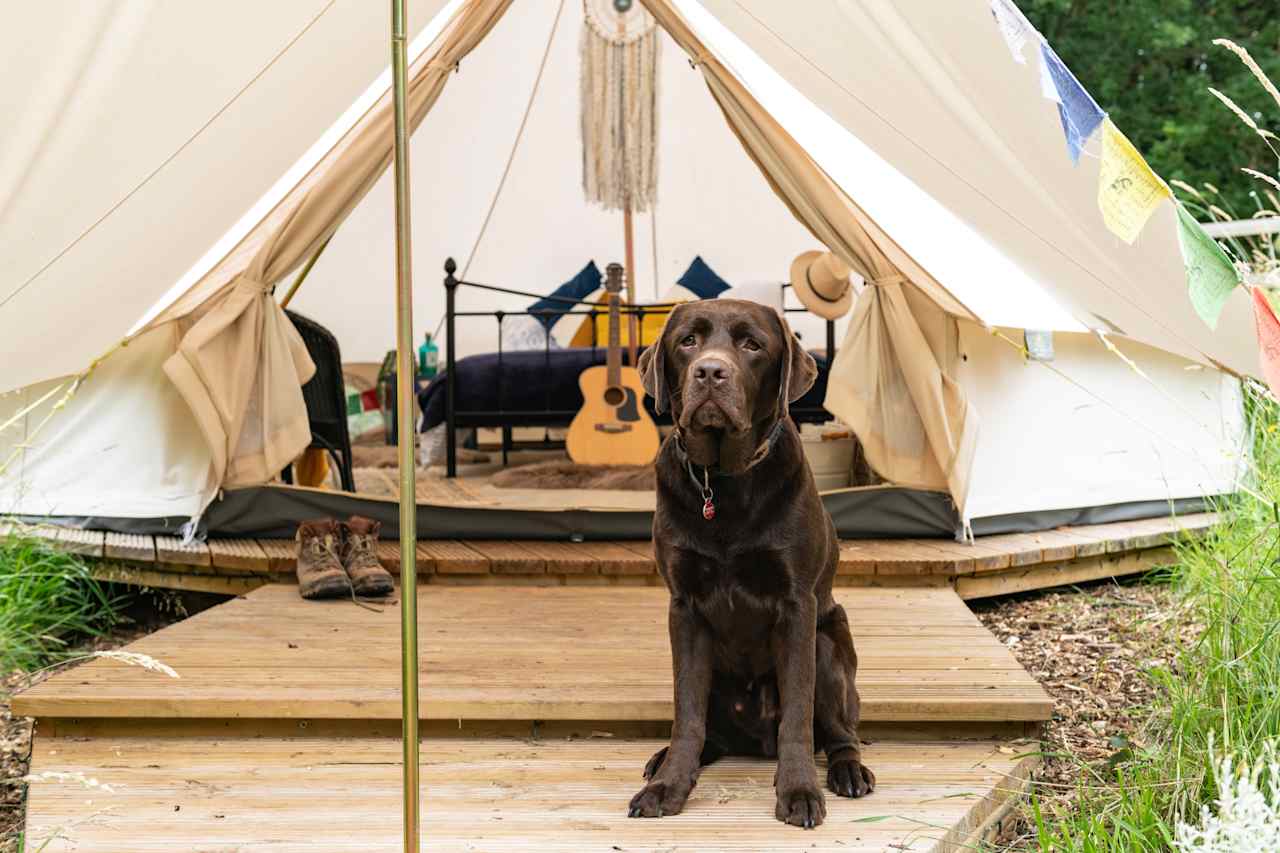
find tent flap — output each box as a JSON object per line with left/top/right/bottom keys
{"left": 642, "top": 0, "right": 978, "bottom": 515}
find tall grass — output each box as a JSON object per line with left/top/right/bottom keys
{"left": 0, "top": 530, "right": 121, "bottom": 675}
{"left": 1027, "top": 384, "right": 1280, "bottom": 850}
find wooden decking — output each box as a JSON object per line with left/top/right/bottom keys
{"left": 13, "top": 585, "right": 1052, "bottom": 723}
{"left": 23, "top": 736, "right": 1035, "bottom": 852}
{"left": 4, "top": 512, "right": 1216, "bottom": 599}
{"left": 15, "top": 514, "right": 1207, "bottom": 849}
{"left": 19, "top": 583, "right": 1047, "bottom": 851}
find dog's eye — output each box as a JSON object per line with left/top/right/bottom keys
{"left": 680, "top": 334, "right": 697, "bottom": 348}
{"left": 742, "top": 338, "right": 761, "bottom": 352}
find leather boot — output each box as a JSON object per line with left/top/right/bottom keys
{"left": 342, "top": 516, "right": 395, "bottom": 597}
{"left": 295, "top": 519, "right": 351, "bottom": 600}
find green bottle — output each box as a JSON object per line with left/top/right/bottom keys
{"left": 418, "top": 332, "right": 439, "bottom": 379}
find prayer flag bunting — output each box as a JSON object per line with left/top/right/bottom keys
{"left": 1041, "top": 44, "right": 1106, "bottom": 164}
{"left": 991, "top": 0, "right": 1035, "bottom": 64}
{"left": 1097, "top": 119, "right": 1169, "bottom": 244}
{"left": 1251, "top": 286, "right": 1280, "bottom": 399}
{"left": 1176, "top": 203, "right": 1239, "bottom": 330}
{"left": 1038, "top": 51, "right": 1061, "bottom": 104}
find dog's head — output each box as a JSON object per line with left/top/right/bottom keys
{"left": 638, "top": 299, "right": 817, "bottom": 473}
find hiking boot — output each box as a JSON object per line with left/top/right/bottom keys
{"left": 342, "top": 516, "right": 395, "bottom": 597}
{"left": 295, "top": 519, "right": 351, "bottom": 600}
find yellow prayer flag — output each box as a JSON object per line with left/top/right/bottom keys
{"left": 1097, "top": 119, "right": 1169, "bottom": 244}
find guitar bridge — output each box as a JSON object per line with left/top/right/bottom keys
{"left": 595, "top": 423, "right": 634, "bottom": 434}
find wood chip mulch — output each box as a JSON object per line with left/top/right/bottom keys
{"left": 970, "top": 575, "right": 1200, "bottom": 848}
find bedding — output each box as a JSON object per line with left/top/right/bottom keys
{"left": 417, "top": 346, "right": 833, "bottom": 431}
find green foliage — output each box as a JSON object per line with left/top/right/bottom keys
{"left": 1020, "top": 0, "right": 1280, "bottom": 216}
{"left": 0, "top": 531, "right": 121, "bottom": 675}
{"left": 1026, "top": 383, "right": 1280, "bottom": 849}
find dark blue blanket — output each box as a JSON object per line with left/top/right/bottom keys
{"left": 418, "top": 347, "right": 832, "bottom": 430}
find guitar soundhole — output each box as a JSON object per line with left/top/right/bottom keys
{"left": 604, "top": 386, "right": 625, "bottom": 406}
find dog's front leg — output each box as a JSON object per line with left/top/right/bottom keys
{"left": 628, "top": 597, "right": 712, "bottom": 818}
{"left": 771, "top": 594, "right": 825, "bottom": 829}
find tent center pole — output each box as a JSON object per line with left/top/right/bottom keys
{"left": 390, "top": 0, "right": 420, "bottom": 849}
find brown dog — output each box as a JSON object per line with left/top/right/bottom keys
{"left": 628, "top": 299, "right": 875, "bottom": 829}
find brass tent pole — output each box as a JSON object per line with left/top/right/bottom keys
{"left": 390, "top": 0, "right": 420, "bottom": 849}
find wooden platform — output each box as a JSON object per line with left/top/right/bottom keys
{"left": 13, "top": 585, "right": 1052, "bottom": 724}
{"left": 4, "top": 512, "right": 1215, "bottom": 599}
{"left": 15, "top": 580, "right": 1054, "bottom": 849}
{"left": 23, "top": 735, "right": 1035, "bottom": 852}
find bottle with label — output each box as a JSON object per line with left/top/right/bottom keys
{"left": 418, "top": 332, "right": 439, "bottom": 379}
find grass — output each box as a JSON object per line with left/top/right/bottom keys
{"left": 1023, "top": 383, "right": 1280, "bottom": 850}
{"left": 0, "top": 529, "right": 121, "bottom": 675}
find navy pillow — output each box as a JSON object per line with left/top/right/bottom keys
{"left": 527, "top": 261, "right": 603, "bottom": 330}
{"left": 677, "top": 256, "right": 731, "bottom": 299}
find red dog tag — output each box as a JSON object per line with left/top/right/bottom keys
{"left": 702, "top": 496, "right": 715, "bottom": 520}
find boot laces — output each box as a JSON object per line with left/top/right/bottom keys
{"left": 348, "top": 533, "right": 378, "bottom": 565}
{"left": 307, "top": 533, "right": 342, "bottom": 565}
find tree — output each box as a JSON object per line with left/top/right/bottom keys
{"left": 1021, "top": 0, "right": 1280, "bottom": 218}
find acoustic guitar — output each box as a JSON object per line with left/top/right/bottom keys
{"left": 566, "top": 263, "right": 661, "bottom": 466}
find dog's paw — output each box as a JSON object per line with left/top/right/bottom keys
{"left": 628, "top": 777, "right": 695, "bottom": 818}
{"left": 775, "top": 780, "right": 826, "bottom": 829}
{"left": 642, "top": 746, "right": 669, "bottom": 780}
{"left": 827, "top": 758, "right": 875, "bottom": 798}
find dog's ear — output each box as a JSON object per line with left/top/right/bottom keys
{"left": 774, "top": 310, "right": 818, "bottom": 418}
{"left": 639, "top": 304, "right": 682, "bottom": 414}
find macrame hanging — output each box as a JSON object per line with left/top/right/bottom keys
{"left": 581, "top": 0, "right": 660, "bottom": 213}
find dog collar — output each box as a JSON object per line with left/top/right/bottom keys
{"left": 676, "top": 420, "right": 786, "bottom": 521}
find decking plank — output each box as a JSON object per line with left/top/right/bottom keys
{"left": 419, "top": 540, "right": 489, "bottom": 574}
{"left": 207, "top": 538, "right": 271, "bottom": 572}
{"left": 47, "top": 527, "right": 105, "bottom": 558}
{"left": 467, "top": 540, "right": 545, "bottom": 574}
{"left": 256, "top": 538, "right": 297, "bottom": 572}
{"left": 13, "top": 584, "right": 1052, "bottom": 724}
{"left": 102, "top": 532, "right": 156, "bottom": 563}
{"left": 519, "top": 540, "right": 600, "bottom": 574}
{"left": 23, "top": 736, "right": 1036, "bottom": 853}
{"left": 153, "top": 535, "right": 212, "bottom": 568}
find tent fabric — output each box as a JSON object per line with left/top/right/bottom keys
{"left": 684, "top": 0, "right": 1257, "bottom": 377}
{"left": 0, "top": 0, "right": 451, "bottom": 394}
{"left": 642, "top": 0, "right": 978, "bottom": 515}
{"left": 825, "top": 284, "right": 977, "bottom": 517}
{"left": 155, "top": 0, "right": 512, "bottom": 499}
{"left": 0, "top": 0, "right": 1251, "bottom": 528}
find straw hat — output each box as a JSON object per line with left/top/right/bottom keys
{"left": 789, "top": 251, "right": 855, "bottom": 320}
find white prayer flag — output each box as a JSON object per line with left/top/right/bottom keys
{"left": 991, "top": 0, "right": 1036, "bottom": 64}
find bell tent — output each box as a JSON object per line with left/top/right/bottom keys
{"left": 0, "top": 0, "right": 1253, "bottom": 541}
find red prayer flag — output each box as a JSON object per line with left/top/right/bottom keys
{"left": 1251, "top": 286, "right": 1280, "bottom": 398}
{"left": 360, "top": 388, "right": 380, "bottom": 412}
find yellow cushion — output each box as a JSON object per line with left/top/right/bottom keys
{"left": 567, "top": 298, "right": 682, "bottom": 348}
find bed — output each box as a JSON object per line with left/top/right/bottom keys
{"left": 421, "top": 263, "right": 838, "bottom": 474}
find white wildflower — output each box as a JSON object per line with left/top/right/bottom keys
{"left": 91, "top": 651, "right": 180, "bottom": 679}
{"left": 1176, "top": 740, "right": 1280, "bottom": 852}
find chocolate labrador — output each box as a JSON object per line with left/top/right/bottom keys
{"left": 628, "top": 298, "right": 875, "bottom": 829}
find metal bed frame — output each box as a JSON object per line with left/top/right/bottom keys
{"left": 439, "top": 257, "right": 835, "bottom": 477}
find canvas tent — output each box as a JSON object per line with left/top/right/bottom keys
{"left": 0, "top": 0, "right": 1251, "bottom": 540}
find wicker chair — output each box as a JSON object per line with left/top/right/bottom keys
{"left": 281, "top": 309, "right": 355, "bottom": 492}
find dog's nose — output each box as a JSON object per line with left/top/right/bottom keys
{"left": 693, "top": 358, "right": 731, "bottom": 386}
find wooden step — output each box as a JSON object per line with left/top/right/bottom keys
{"left": 13, "top": 585, "right": 1052, "bottom": 724}
{"left": 23, "top": 734, "right": 1035, "bottom": 852}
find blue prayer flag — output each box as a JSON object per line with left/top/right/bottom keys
{"left": 1040, "top": 44, "right": 1105, "bottom": 164}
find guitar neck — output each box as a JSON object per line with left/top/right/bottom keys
{"left": 607, "top": 292, "right": 621, "bottom": 387}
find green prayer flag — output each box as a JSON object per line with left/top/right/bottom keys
{"left": 1176, "top": 204, "right": 1239, "bottom": 330}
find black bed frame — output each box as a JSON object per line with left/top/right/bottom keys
{"left": 440, "top": 257, "right": 836, "bottom": 477}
